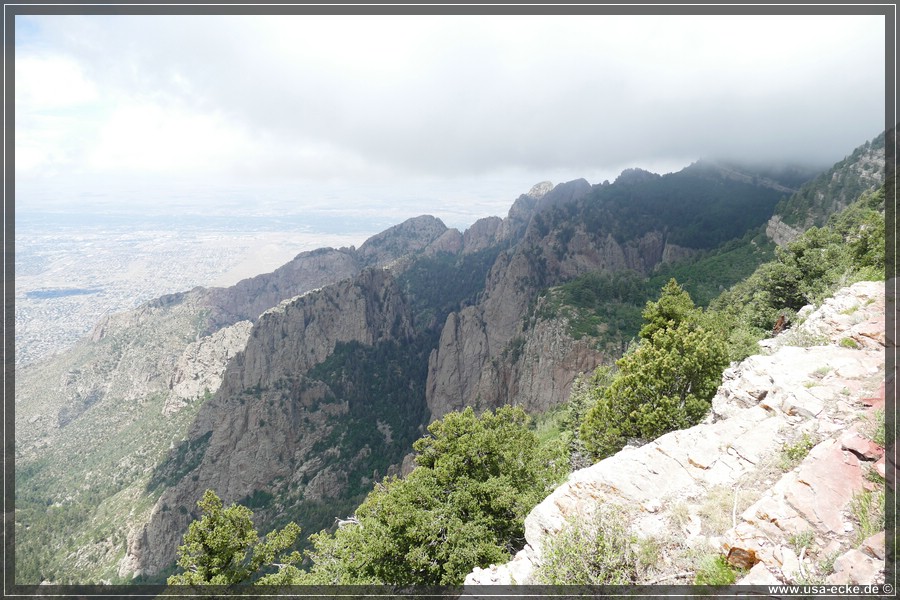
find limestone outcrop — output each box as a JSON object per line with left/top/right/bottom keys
{"left": 465, "top": 280, "right": 888, "bottom": 587}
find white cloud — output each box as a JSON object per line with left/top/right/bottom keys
{"left": 13, "top": 13, "right": 888, "bottom": 192}
{"left": 15, "top": 54, "right": 103, "bottom": 175}
{"left": 16, "top": 54, "right": 98, "bottom": 110}
{"left": 86, "top": 103, "right": 241, "bottom": 173}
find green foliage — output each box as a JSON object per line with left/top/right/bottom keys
{"left": 528, "top": 168, "right": 788, "bottom": 356}
{"left": 779, "top": 433, "right": 817, "bottom": 471}
{"left": 250, "top": 249, "right": 506, "bottom": 558}
{"left": 167, "top": 489, "right": 301, "bottom": 586}
{"left": 777, "top": 328, "right": 830, "bottom": 349}
{"left": 15, "top": 392, "right": 206, "bottom": 584}
{"left": 788, "top": 529, "right": 816, "bottom": 554}
{"left": 812, "top": 366, "right": 832, "bottom": 378}
{"left": 774, "top": 225, "right": 850, "bottom": 307}
{"left": 638, "top": 278, "right": 698, "bottom": 340}
{"left": 575, "top": 162, "right": 784, "bottom": 250}
{"left": 694, "top": 554, "right": 739, "bottom": 585}
{"left": 238, "top": 335, "right": 441, "bottom": 557}
{"left": 647, "top": 231, "right": 776, "bottom": 307}
{"left": 850, "top": 488, "right": 885, "bottom": 544}
{"left": 529, "top": 402, "right": 569, "bottom": 447}
{"left": 563, "top": 366, "right": 617, "bottom": 469}
{"left": 580, "top": 281, "right": 729, "bottom": 460}
{"left": 839, "top": 337, "right": 860, "bottom": 349}
{"left": 818, "top": 551, "right": 841, "bottom": 577}
{"left": 534, "top": 505, "right": 642, "bottom": 585}
{"left": 307, "top": 337, "right": 432, "bottom": 498}
{"left": 709, "top": 185, "right": 886, "bottom": 347}
{"left": 296, "top": 406, "right": 568, "bottom": 586}
{"left": 534, "top": 232, "right": 776, "bottom": 360}
{"left": 869, "top": 408, "right": 886, "bottom": 448}
{"left": 240, "top": 489, "right": 274, "bottom": 510}
{"left": 849, "top": 411, "right": 886, "bottom": 544}
{"left": 775, "top": 131, "right": 885, "bottom": 229}
{"left": 536, "top": 270, "right": 646, "bottom": 351}
{"left": 398, "top": 246, "right": 501, "bottom": 331}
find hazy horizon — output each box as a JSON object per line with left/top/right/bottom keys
{"left": 15, "top": 151, "right": 851, "bottom": 236}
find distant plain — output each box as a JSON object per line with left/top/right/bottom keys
{"left": 14, "top": 210, "right": 380, "bottom": 366}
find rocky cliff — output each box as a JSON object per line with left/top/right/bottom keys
{"left": 424, "top": 156, "right": 803, "bottom": 422}
{"left": 163, "top": 320, "right": 253, "bottom": 416}
{"left": 425, "top": 185, "right": 708, "bottom": 421}
{"left": 121, "top": 268, "right": 418, "bottom": 577}
{"left": 17, "top": 215, "right": 451, "bottom": 455}
{"left": 14, "top": 214, "right": 461, "bottom": 584}
{"left": 121, "top": 165, "right": 786, "bottom": 577}
{"left": 202, "top": 215, "right": 451, "bottom": 329}
{"left": 465, "top": 280, "right": 889, "bottom": 587}
{"left": 765, "top": 215, "right": 804, "bottom": 247}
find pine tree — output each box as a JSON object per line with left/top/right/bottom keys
{"left": 580, "top": 280, "right": 728, "bottom": 460}
{"left": 167, "top": 489, "right": 301, "bottom": 586}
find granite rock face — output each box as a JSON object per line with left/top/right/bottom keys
{"left": 121, "top": 268, "right": 417, "bottom": 578}
{"left": 425, "top": 182, "right": 699, "bottom": 422}
{"left": 164, "top": 320, "right": 253, "bottom": 416}
{"left": 765, "top": 215, "right": 804, "bottom": 247}
{"left": 201, "top": 247, "right": 362, "bottom": 329}
{"left": 466, "top": 281, "right": 887, "bottom": 587}
{"left": 462, "top": 216, "right": 502, "bottom": 254}
{"left": 355, "top": 215, "right": 449, "bottom": 266}
{"left": 202, "top": 215, "right": 453, "bottom": 328}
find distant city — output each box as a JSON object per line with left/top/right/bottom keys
{"left": 14, "top": 210, "right": 376, "bottom": 366}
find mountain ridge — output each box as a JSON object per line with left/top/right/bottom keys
{"left": 13, "top": 133, "right": 888, "bottom": 584}
{"left": 114, "top": 157, "right": 830, "bottom": 577}
{"left": 765, "top": 130, "right": 889, "bottom": 246}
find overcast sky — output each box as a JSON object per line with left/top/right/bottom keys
{"left": 14, "top": 12, "right": 887, "bottom": 229}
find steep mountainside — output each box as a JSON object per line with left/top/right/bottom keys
{"left": 16, "top": 148, "right": 848, "bottom": 584}
{"left": 14, "top": 215, "right": 458, "bottom": 584}
{"left": 16, "top": 216, "right": 452, "bottom": 459}
{"left": 121, "top": 268, "right": 420, "bottom": 577}
{"left": 426, "top": 161, "right": 788, "bottom": 420}
{"left": 200, "top": 214, "right": 453, "bottom": 330}
{"left": 766, "top": 130, "right": 889, "bottom": 246}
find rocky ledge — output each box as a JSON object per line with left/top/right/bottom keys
{"left": 466, "top": 280, "right": 890, "bottom": 587}
{"left": 765, "top": 214, "right": 803, "bottom": 247}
